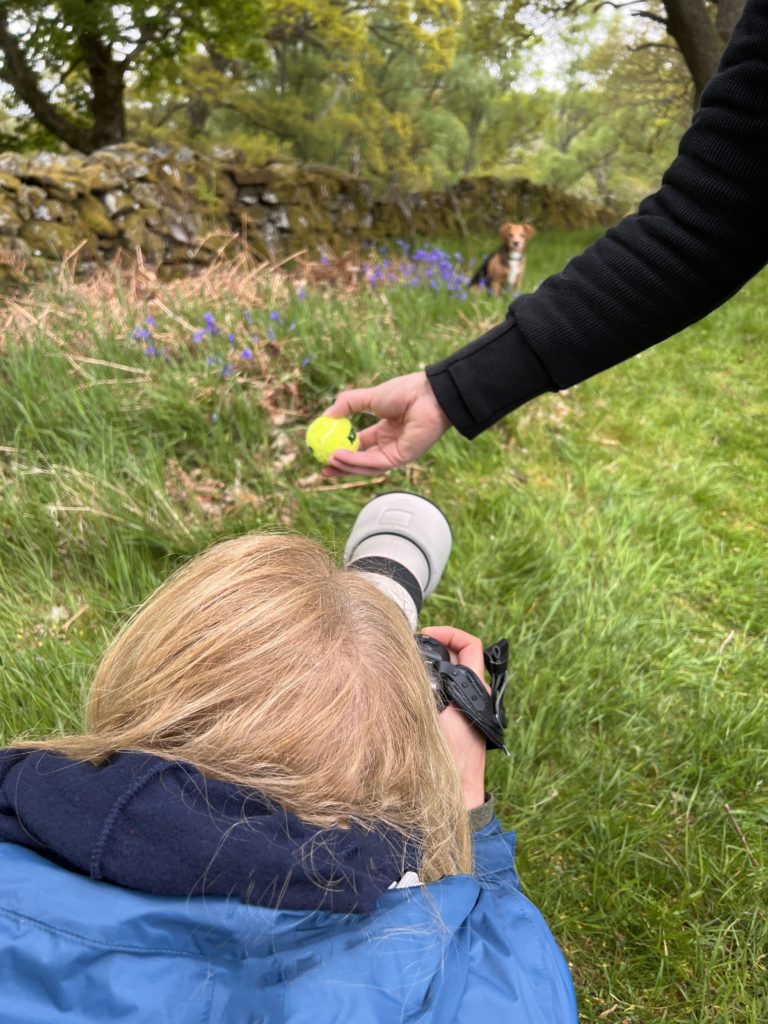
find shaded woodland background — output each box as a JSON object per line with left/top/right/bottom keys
{"left": 0, "top": 2, "right": 746, "bottom": 212}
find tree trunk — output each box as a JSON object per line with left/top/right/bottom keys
{"left": 663, "top": 0, "right": 746, "bottom": 107}
{"left": 186, "top": 97, "right": 211, "bottom": 137}
{"left": 714, "top": 0, "right": 746, "bottom": 43}
{"left": 0, "top": 13, "right": 90, "bottom": 151}
{"left": 0, "top": 17, "right": 126, "bottom": 152}
{"left": 80, "top": 32, "right": 126, "bottom": 150}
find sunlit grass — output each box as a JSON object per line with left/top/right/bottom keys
{"left": 1, "top": 231, "right": 766, "bottom": 1022}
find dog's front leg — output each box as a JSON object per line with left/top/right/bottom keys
{"left": 513, "top": 259, "right": 525, "bottom": 292}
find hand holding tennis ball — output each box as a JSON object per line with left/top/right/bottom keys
{"left": 306, "top": 416, "right": 360, "bottom": 464}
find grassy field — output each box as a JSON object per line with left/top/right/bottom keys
{"left": 1, "top": 231, "right": 766, "bottom": 1022}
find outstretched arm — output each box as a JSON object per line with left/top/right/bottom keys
{"left": 324, "top": 0, "right": 768, "bottom": 472}
{"left": 428, "top": 0, "right": 768, "bottom": 438}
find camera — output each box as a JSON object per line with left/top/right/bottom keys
{"left": 344, "top": 493, "right": 509, "bottom": 752}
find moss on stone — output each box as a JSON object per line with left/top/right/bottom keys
{"left": 77, "top": 195, "right": 119, "bottom": 238}
{"left": 19, "top": 220, "right": 97, "bottom": 257}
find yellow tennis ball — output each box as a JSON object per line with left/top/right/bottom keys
{"left": 306, "top": 416, "right": 360, "bottom": 464}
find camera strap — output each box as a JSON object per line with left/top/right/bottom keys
{"left": 417, "top": 636, "right": 510, "bottom": 754}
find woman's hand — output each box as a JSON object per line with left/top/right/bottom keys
{"left": 419, "top": 625, "right": 488, "bottom": 811}
{"left": 320, "top": 371, "right": 451, "bottom": 477}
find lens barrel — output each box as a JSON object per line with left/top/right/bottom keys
{"left": 343, "top": 493, "right": 452, "bottom": 628}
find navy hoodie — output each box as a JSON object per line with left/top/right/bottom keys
{"left": 0, "top": 748, "right": 416, "bottom": 913}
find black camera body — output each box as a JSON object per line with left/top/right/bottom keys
{"left": 416, "top": 635, "right": 509, "bottom": 752}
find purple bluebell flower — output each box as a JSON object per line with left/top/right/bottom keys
{"left": 242, "top": 309, "right": 253, "bottom": 325}
{"left": 269, "top": 310, "right": 280, "bottom": 322}
{"left": 207, "top": 356, "right": 215, "bottom": 366}
{"left": 203, "top": 311, "right": 221, "bottom": 335}
{"left": 297, "top": 287, "right": 307, "bottom": 300}
{"left": 132, "top": 325, "right": 151, "bottom": 341}
{"left": 221, "top": 363, "right": 234, "bottom": 379}
{"left": 192, "top": 330, "right": 204, "bottom": 343}
{"left": 144, "top": 345, "right": 156, "bottom": 357}
{"left": 301, "top": 355, "right": 313, "bottom": 367}
{"left": 241, "top": 348, "right": 253, "bottom": 360}
{"left": 227, "top": 332, "right": 236, "bottom": 345}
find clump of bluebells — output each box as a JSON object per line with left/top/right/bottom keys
{"left": 129, "top": 307, "right": 306, "bottom": 374}
{"left": 127, "top": 307, "right": 311, "bottom": 420}
{"left": 131, "top": 316, "right": 170, "bottom": 362}
{"left": 362, "top": 242, "right": 470, "bottom": 299}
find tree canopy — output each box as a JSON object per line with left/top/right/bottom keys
{"left": 0, "top": 0, "right": 745, "bottom": 204}
{"left": 0, "top": 1, "right": 266, "bottom": 151}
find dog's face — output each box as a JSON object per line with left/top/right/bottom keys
{"left": 499, "top": 222, "right": 535, "bottom": 253}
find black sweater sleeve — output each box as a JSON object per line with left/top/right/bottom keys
{"left": 427, "top": 0, "right": 768, "bottom": 439}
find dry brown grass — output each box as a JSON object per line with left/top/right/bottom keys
{"left": 0, "top": 242, "right": 372, "bottom": 355}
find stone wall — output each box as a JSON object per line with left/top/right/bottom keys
{"left": 0, "top": 144, "right": 618, "bottom": 280}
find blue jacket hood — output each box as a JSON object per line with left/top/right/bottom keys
{"left": 0, "top": 748, "right": 415, "bottom": 913}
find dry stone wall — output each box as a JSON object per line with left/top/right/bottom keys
{"left": 0, "top": 144, "right": 618, "bottom": 281}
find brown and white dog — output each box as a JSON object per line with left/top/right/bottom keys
{"left": 469, "top": 222, "right": 536, "bottom": 296}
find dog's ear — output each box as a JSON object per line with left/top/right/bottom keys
{"left": 523, "top": 224, "right": 536, "bottom": 239}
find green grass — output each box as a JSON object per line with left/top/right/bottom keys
{"left": 1, "top": 232, "right": 766, "bottom": 1021}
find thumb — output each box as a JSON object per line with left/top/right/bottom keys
{"left": 323, "top": 387, "right": 377, "bottom": 418}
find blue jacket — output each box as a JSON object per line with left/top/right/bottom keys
{"left": 0, "top": 750, "right": 577, "bottom": 1022}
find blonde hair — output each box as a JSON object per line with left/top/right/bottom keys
{"left": 27, "top": 534, "right": 471, "bottom": 880}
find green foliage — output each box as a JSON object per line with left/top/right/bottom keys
{"left": 133, "top": 0, "right": 463, "bottom": 187}
{"left": 128, "top": 1, "right": 690, "bottom": 203}
{"left": 502, "top": 16, "right": 690, "bottom": 207}
{"left": 1, "top": 0, "right": 696, "bottom": 204}
{"left": 0, "top": 1, "right": 266, "bottom": 149}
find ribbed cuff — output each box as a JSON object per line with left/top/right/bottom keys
{"left": 426, "top": 317, "right": 555, "bottom": 439}
{"left": 468, "top": 794, "right": 495, "bottom": 832}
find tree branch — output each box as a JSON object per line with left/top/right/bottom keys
{"left": 595, "top": 1, "right": 650, "bottom": 11}
{"left": 631, "top": 11, "right": 670, "bottom": 26}
{"left": 630, "top": 41, "right": 681, "bottom": 53}
{"left": 0, "top": 12, "right": 89, "bottom": 150}
{"left": 123, "top": 4, "right": 191, "bottom": 67}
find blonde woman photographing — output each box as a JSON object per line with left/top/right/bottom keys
{"left": 0, "top": 530, "right": 577, "bottom": 1023}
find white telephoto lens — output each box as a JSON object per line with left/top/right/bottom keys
{"left": 344, "top": 493, "right": 452, "bottom": 628}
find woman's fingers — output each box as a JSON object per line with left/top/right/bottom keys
{"left": 418, "top": 625, "right": 487, "bottom": 689}
{"left": 320, "top": 448, "right": 396, "bottom": 478}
